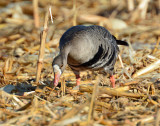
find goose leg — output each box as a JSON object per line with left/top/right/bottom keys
{"left": 104, "top": 67, "right": 116, "bottom": 88}
{"left": 110, "top": 75, "right": 115, "bottom": 88}
{"left": 72, "top": 70, "right": 81, "bottom": 86}
{"left": 75, "top": 74, "right": 81, "bottom": 86}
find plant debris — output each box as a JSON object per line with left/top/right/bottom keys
{"left": 0, "top": 0, "right": 160, "bottom": 125}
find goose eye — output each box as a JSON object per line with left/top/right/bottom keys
{"left": 60, "top": 64, "right": 63, "bottom": 68}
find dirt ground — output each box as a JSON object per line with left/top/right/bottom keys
{"left": 0, "top": 0, "right": 160, "bottom": 125}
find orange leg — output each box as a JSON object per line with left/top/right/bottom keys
{"left": 75, "top": 74, "right": 81, "bottom": 86}
{"left": 110, "top": 75, "right": 115, "bottom": 88}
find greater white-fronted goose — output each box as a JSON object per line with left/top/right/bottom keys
{"left": 52, "top": 25, "right": 128, "bottom": 88}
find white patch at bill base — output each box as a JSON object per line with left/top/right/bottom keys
{"left": 53, "top": 64, "right": 62, "bottom": 75}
